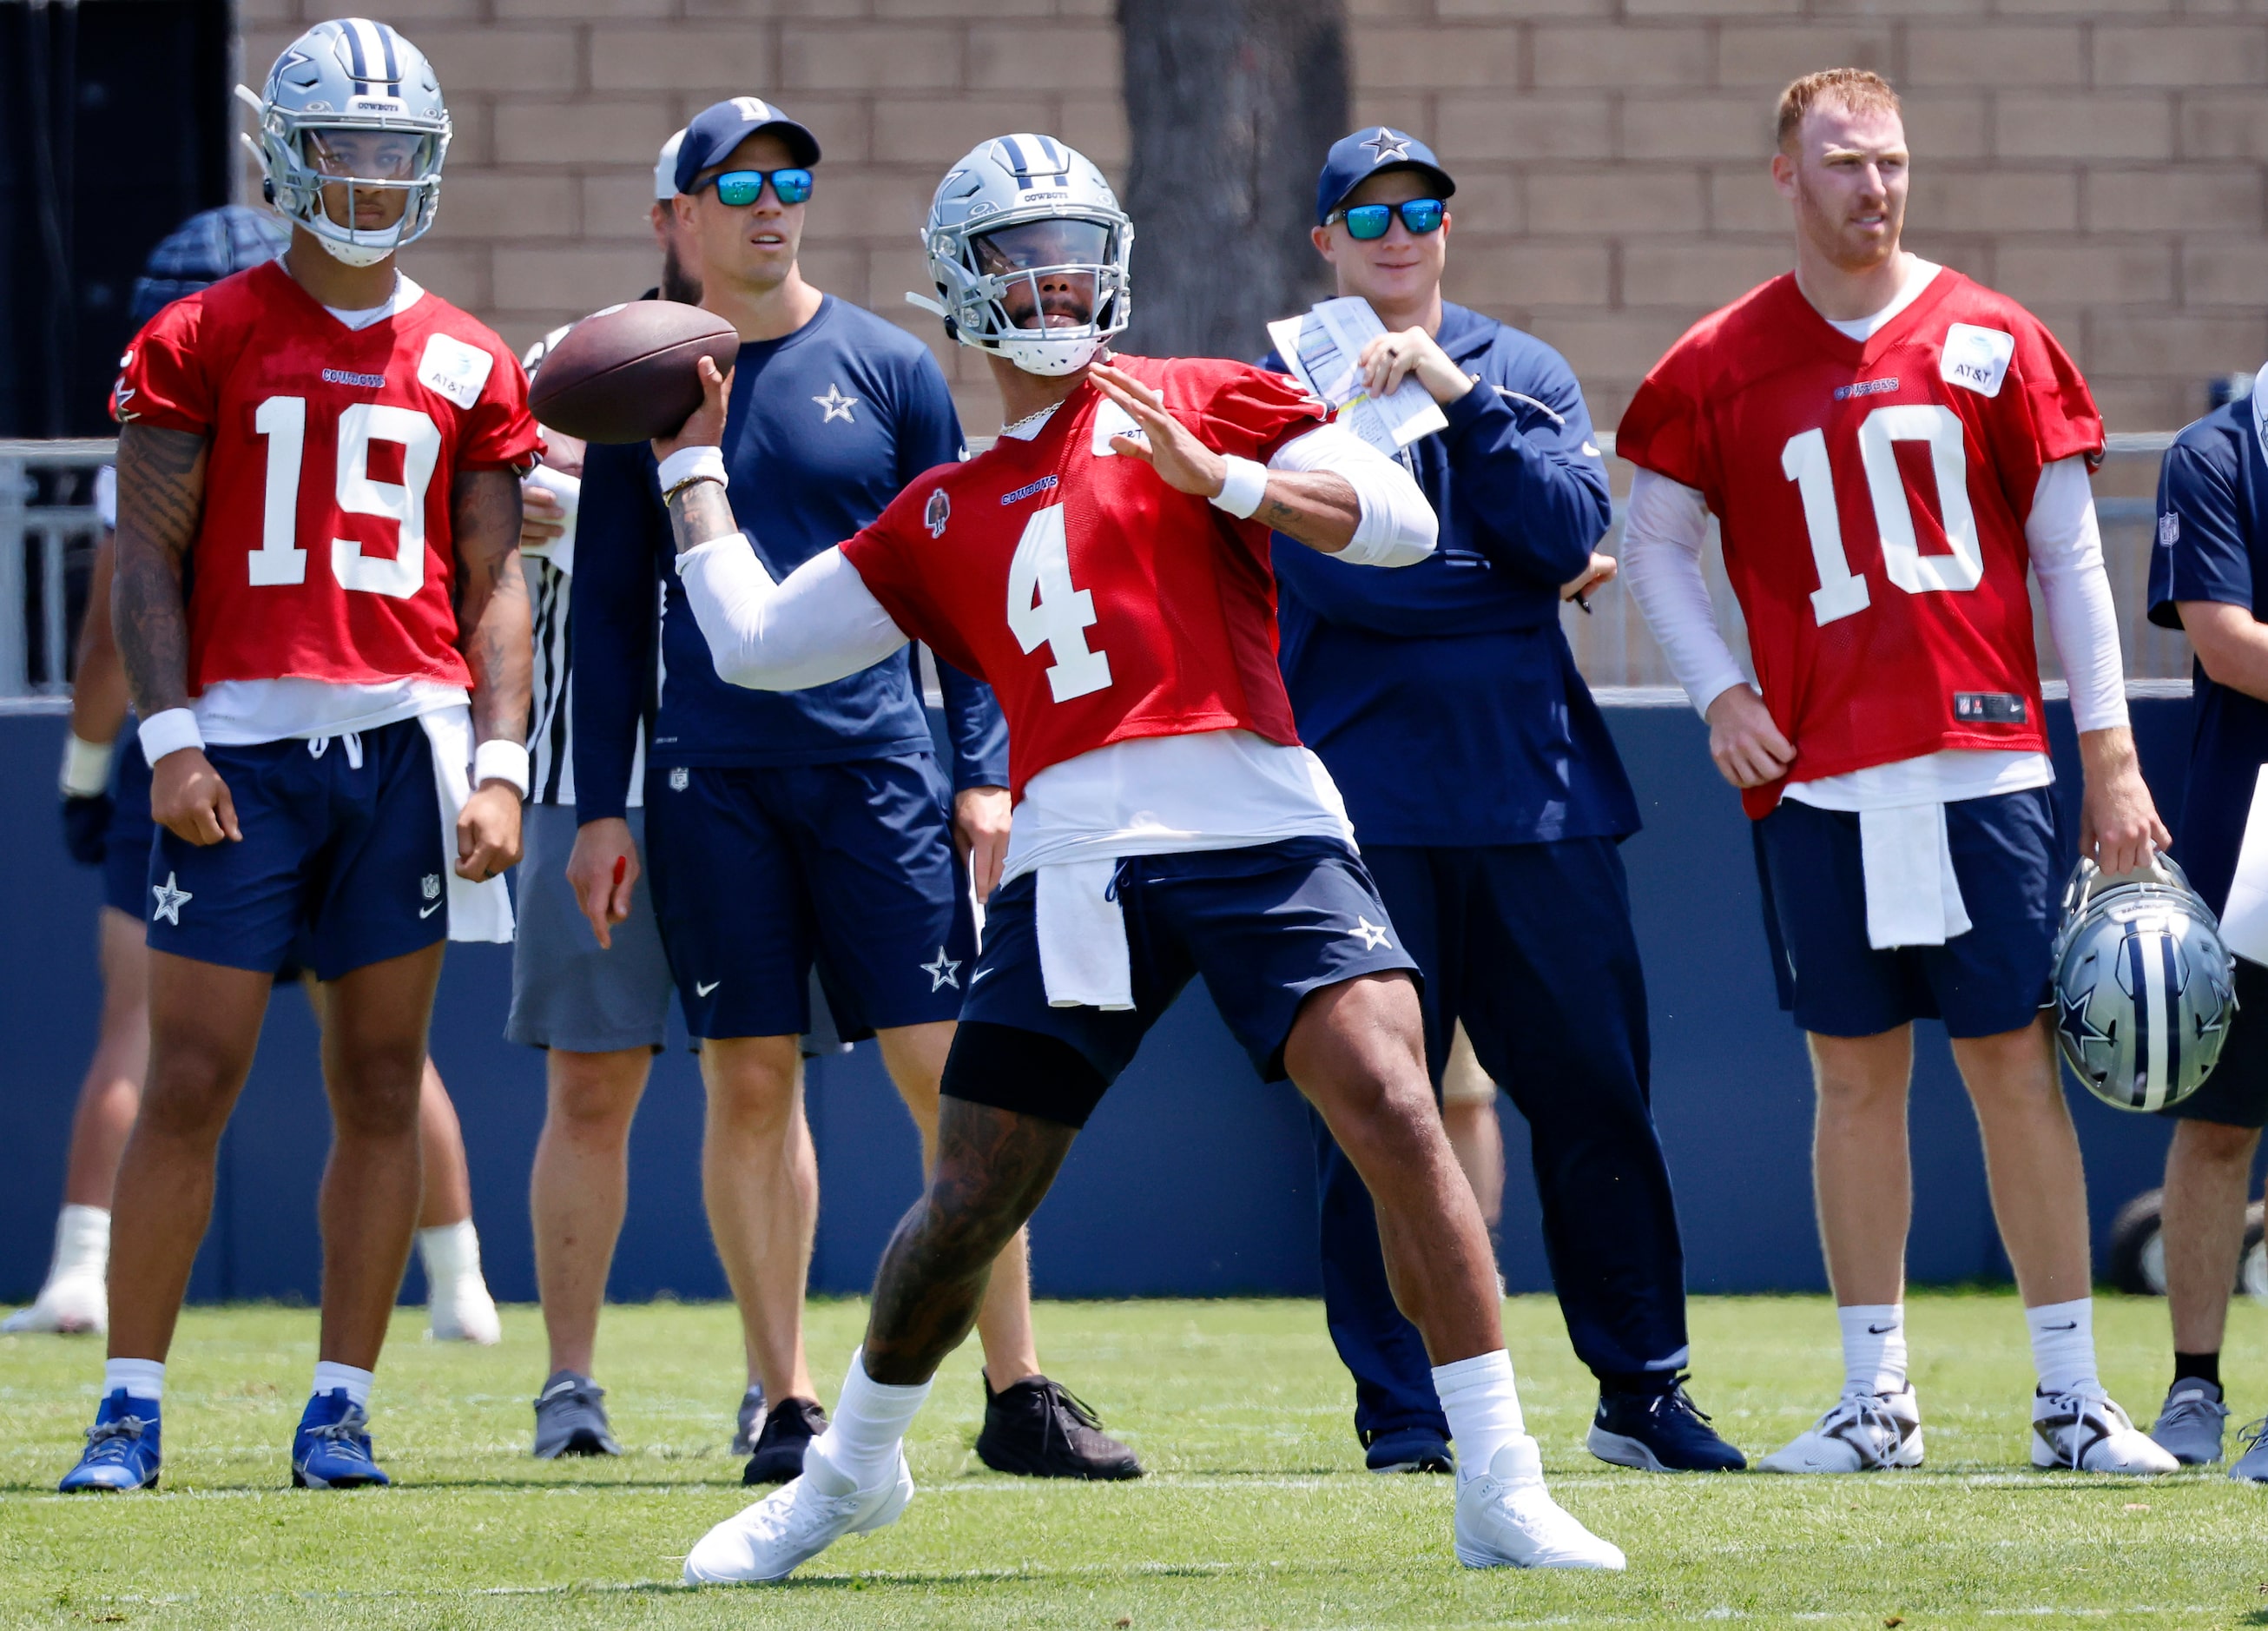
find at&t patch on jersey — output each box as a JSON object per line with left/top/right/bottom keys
{"left": 1939, "top": 323, "right": 2015, "bottom": 399}
{"left": 419, "top": 333, "right": 495, "bottom": 408}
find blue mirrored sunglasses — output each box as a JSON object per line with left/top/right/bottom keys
{"left": 707, "top": 168, "right": 814, "bottom": 208}
{"left": 1327, "top": 198, "right": 1445, "bottom": 241}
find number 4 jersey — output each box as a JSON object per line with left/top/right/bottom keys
{"left": 112, "top": 259, "right": 541, "bottom": 697}
{"left": 1617, "top": 267, "right": 2103, "bottom": 816}
{"left": 840, "top": 355, "right": 1326, "bottom": 802}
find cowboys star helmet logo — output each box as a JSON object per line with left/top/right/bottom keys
{"left": 925, "top": 488, "right": 951, "bottom": 539}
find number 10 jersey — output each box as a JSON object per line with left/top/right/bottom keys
{"left": 1617, "top": 267, "right": 2103, "bottom": 817}
{"left": 112, "top": 260, "right": 541, "bottom": 698}
{"left": 840, "top": 355, "right": 1327, "bottom": 802}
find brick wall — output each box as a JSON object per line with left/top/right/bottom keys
{"left": 239, "top": 0, "right": 2268, "bottom": 433}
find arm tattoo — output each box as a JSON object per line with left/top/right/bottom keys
{"left": 452, "top": 468, "right": 531, "bottom": 748}
{"left": 666, "top": 480, "right": 741, "bottom": 556}
{"left": 1257, "top": 471, "right": 1361, "bottom": 555}
{"left": 109, "top": 424, "right": 208, "bottom": 718}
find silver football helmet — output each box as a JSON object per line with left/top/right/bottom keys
{"left": 907, "top": 135, "right": 1131, "bottom": 377}
{"left": 236, "top": 19, "right": 451, "bottom": 267}
{"left": 2050, "top": 854, "right": 2238, "bottom": 1113}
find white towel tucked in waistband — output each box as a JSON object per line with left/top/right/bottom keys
{"left": 418, "top": 706, "right": 515, "bottom": 944}
{"left": 1857, "top": 802, "right": 1971, "bottom": 950}
{"left": 1035, "top": 860, "right": 1133, "bottom": 1010}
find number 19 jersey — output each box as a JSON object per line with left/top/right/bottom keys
{"left": 1617, "top": 268, "right": 2103, "bottom": 817}
{"left": 112, "top": 259, "right": 540, "bottom": 697}
{"left": 840, "top": 355, "right": 1327, "bottom": 802}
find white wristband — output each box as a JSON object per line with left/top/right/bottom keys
{"left": 656, "top": 446, "right": 728, "bottom": 499}
{"left": 137, "top": 708, "right": 204, "bottom": 766}
{"left": 1209, "top": 455, "right": 1269, "bottom": 521}
{"left": 60, "top": 733, "right": 115, "bottom": 798}
{"left": 473, "top": 738, "right": 531, "bottom": 799}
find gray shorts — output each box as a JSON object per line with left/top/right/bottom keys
{"left": 507, "top": 803, "right": 675, "bottom": 1053}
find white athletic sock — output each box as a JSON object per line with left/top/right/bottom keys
{"left": 1432, "top": 1350, "right": 1528, "bottom": 1487}
{"left": 312, "top": 1361, "right": 374, "bottom": 1410}
{"left": 2026, "top": 1298, "right": 2099, "bottom": 1397}
{"left": 1836, "top": 1303, "right": 1908, "bottom": 1396}
{"left": 103, "top": 1357, "right": 165, "bottom": 1404}
{"left": 49, "top": 1205, "right": 109, "bottom": 1284}
{"left": 808, "top": 1349, "right": 930, "bottom": 1490}
{"left": 417, "top": 1219, "right": 481, "bottom": 1291}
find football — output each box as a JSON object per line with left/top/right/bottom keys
{"left": 526, "top": 300, "right": 740, "bottom": 445}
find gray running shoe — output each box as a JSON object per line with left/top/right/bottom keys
{"left": 730, "top": 1383, "right": 767, "bottom": 1456}
{"left": 2149, "top": 1379, "right": 2228, "bottom": 1465}
{"left": 533, "top": 1370, "right": 621, "bottom": 1459}
{"left": 2229, "top": 1416, "right": 2268, "bottom": 1482}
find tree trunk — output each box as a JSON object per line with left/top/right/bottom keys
{"left": 1118, "top": 0, "right": 1349, "bottom": 362}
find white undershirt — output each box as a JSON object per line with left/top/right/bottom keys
{"left": 193, "top": 274, "right": 466, "bottom": 744}
{"left": 674, "top": 418, "right": 1433, "bottom": 877}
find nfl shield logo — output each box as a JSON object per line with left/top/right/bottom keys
{"left": 421, "top": 873, "right": 441, "bottom": 901}
{"left": 925, "top": 488, "right": 950, "bottom": 539}
{"left": 669, "top": 767, "right": 689, "bottom": 792}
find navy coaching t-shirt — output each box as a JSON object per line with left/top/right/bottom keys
{"left": 2146, "top": 393, "right": 2268, "bottom": 915}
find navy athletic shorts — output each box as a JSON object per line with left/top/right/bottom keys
{"left": 1753, "top": 785, "right": 2062, "bottom": 1040}
{"left": 2161, "top": 957, "right": 2268, "bottom": 1129}
{"left": 949, "top": 837, "right": 1420, "bottom": 1126}
{"left": 145, "top": 717, "right": 449, "bottom": 981}
{"left": 642, "top": 752, "right": 975, "bottom": 1041}
{"left": 102, "top": 733, "right": 156, "bottom": 919}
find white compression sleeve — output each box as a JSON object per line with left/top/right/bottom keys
{"left": 1266, "top": 421, "right": 1437, "bottom": 567}
{"left": 675, "top": 540, "right": 909, "bottom": 691}
{"left": 1622, "top": 468, "right": 1750, "bottom": 717}
{"left": 2027, "top": 457, "right": 2129, "bottom": 734}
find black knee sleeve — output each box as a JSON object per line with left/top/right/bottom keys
{"left": 940, "top": 1021, "right": 1111, "bottom": 1130}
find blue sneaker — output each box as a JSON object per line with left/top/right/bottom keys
{"left": 292, "top": 1389, "right": 390, "bottom": 1489}
{"left": 59, "top": 1390, "right": 162, "bottom": 1491}
{"left": 1587, "top": 1375, "right": 1747, "bottom": 1472}
{"left": 1364, "top": 1424, "right": 1454, "bottom": 1474}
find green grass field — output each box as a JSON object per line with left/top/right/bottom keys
{"left": 4, "top": 1292, "right": 2268, "bottom": 1629}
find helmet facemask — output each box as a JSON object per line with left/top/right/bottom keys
{"left": 933, "top": 213, "right": 1131, "bottom": 377}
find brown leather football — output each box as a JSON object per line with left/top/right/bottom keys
{"left": 527, "top": 300, "right": 740, "bottom": 445}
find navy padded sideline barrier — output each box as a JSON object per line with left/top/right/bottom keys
{"left": 0, "top": 698, "right": 2207, "bottom": 1303}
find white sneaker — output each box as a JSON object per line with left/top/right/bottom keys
{"left": 682, "top": 1447, "right": 913, "bottom": 1584}
{"left": 2, "top": 1273, "right": 107, "bottom": 1336}
{"left": 1757, "top": 1383, "right": 1922, "bottom": 1473}
{"left": 2031, "top": 1387, "right": 2178, "bottom": 1473}
{"left": 427, "top": 1274, "right": 501, "bottom": 1345}
{"left": 1453, "top": 1437, "right": 1625, "bottom": 1571}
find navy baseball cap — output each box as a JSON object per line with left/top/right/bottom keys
{"left": 1315, "top": 127, "right": 1456, "bottom": 225}
{"left": 674, "top": 96, "right": 821, "bottom": 194}
{"left": 130, "top": 206, "right": 289, "bottom": 327}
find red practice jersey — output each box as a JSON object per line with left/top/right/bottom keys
{"left": 1617, "top": 268, "right": 2103, "bottom": 817}
{"left": 112, "top": 260, "right": 540, "bottom": 697}
{"left": 840, "top": 354, "right": 1327, "bottom": 802}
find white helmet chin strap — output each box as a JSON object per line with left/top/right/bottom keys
{"left": 1000, "top": 332, "right": 1103, "bottom": 377}
{"left": 315, "top": 232, "right": 396, "bottom": 268}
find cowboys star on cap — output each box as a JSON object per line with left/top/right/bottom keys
{"left": 1360, "top": 128, "right": 1410, "bottom": 164}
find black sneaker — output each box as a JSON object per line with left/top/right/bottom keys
{"left": 1586, "top": 1374, "right": 1747, "bottom": 1472}
{"left": 975, "top": 1375, "right": 1143, "bottom": 1480}
{"left": 741, "top": 1397, "right": 827, "bottom": 1485}
{"left": 1362, "top": 1424, "right": 1454, "bottom": 1475}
